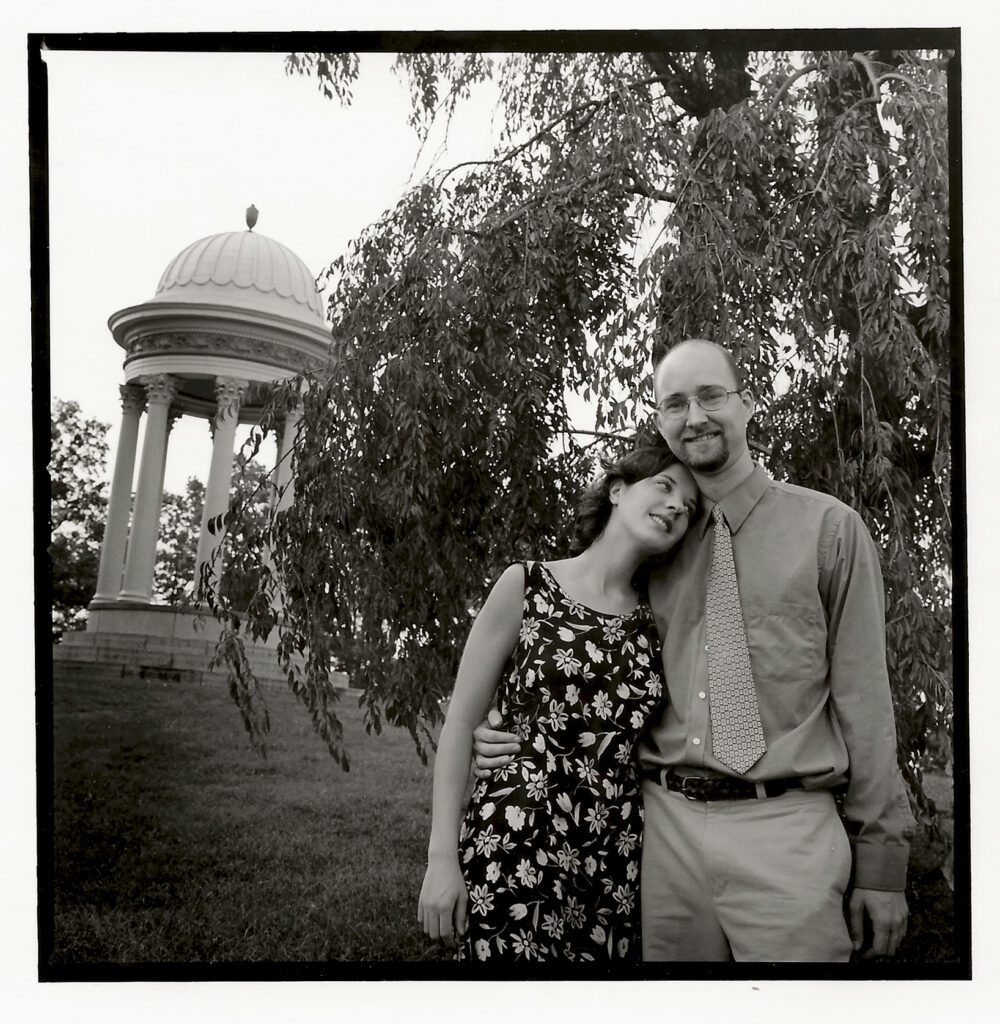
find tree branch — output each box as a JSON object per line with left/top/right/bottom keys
{"left": 438, "top": 73, "right": 679, "bottom": 190}
{"left": 852, "top": 51, "right": 882, "bottom": 95}
{"left": 851, "top": 52, "right": 924, "bottom": 95}
{"left": 557, "top": 428, "right": 632, "bottom": 441}
{"left": 625, "top": 168, "right": 678, "bottom": 204}
{"left": 476, "top": 169, "right": 621, "bottom": 234}
{"left": 558, "top": 428, "right": 771, "bottom": 458}
{"left": 625, "top": 183, "right": 678, "bottom": 204}
{"left": 762, "top": 62, "right": 819, "bottom": 120}
{"left": 878, "top": 71, "right": 924, "bottom": 91}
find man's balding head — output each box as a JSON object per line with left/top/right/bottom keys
{"left": 654, "top": 339, "right": 742, "bottom": 394}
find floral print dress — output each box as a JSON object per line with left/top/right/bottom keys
{"left": 457, "top": 560, "right": 665, "bottom": 963}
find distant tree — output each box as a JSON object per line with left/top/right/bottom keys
{"left": 50, "top": 399, "right": 110, "bottom": 640}
{"left": 218, "top": 454, "right": 274, "bottom": 611}
{"left": 219, "top": 44, "right": 952, "bottom": 817}
{"left": 155, "top": 476, "right": 205, "bottom": 606}
{"left": 155, "top": 457, "right": 273, "bottom": 608}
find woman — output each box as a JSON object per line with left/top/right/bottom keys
{"left": 417, "top": 446, "right": 698, "bottom": 962}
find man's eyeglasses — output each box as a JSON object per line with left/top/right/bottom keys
{"left": 655, "top": 386, "right": 743, "bottom": 420}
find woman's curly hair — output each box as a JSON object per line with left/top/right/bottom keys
{"left": 568, "top": 445, "right": 687, "bottom": 557}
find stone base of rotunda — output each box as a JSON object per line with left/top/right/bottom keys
{"left": 53, "top": 604, "right": 350, "bottom": 691}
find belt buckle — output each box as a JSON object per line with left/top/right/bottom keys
{"left": 680, "top": 776, "right": 702, "bottom": 801}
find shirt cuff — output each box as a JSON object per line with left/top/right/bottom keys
{"left": 852, "top": 841, "right": 910, "bottom": 891}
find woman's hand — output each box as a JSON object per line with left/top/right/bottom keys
{"left": 418, "top": 855, "right": 469, "bottom": 948}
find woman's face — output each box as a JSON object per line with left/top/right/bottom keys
{"left": 610, "top": 463, "right": 699, "bottom": 554}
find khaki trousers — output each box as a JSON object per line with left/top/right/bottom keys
{"left": 640, "top": 781, "right": 854, "bottom": 962}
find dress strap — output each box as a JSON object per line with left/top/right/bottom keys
{"left": 517, "top": 560, "right": 548, "bottom": 602}
{"left": 515, "top": 560, "right": 533, "bottom": 605}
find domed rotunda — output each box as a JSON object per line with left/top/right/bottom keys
{"left": 111, "top": 221, "right": 330, "bottom": 435}
{"left": 150, "top": 228, "right": 326, "bottom": 326}
{"left": 56, "top": 209, "right": 332, "bottom": 684}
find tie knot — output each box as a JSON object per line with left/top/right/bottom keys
{"left": 712, "top": 504, "right": 728, "bottom": 530}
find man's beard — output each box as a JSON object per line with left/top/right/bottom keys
{"left": 680, "top": 431, "right": 729, "bottom": 473}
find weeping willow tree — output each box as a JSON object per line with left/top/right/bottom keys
{"left": 208, "top": 44, "right": 953, "bottom": 833}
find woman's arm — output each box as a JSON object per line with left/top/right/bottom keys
{"left": 417, "top": 564, "right": 525, "bottom": 946}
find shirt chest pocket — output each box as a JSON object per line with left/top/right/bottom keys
{"left": 743, "top": 602, "right": 826, "bottom": 685}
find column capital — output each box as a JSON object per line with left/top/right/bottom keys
{"left": 118, "top": 383, "right": 147, "bottom": 416}
{"left": 214, "top": 376, "right": 249, "bottom": 408}
{"left": 211, "top": 377, "right": 248, "bottom": 433}
{"left": 166, "top": 406, "right": 183, "bottom": 436}
{"left": 140, "top": 373, "right": 177, "bottom": 407}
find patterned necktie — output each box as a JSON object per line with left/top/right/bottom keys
{"left": 705, "top": 503, "right": 766, "bottom": 774}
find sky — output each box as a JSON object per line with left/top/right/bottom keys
{"left": 6, "top": 5, "right": 1000, "bottom": 1018}
{"left": 45, "top": 48, "right": 518, "bottom": 494}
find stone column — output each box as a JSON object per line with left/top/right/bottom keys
{"left": 91, "top": 384, "right": 146, "bottom": 604}
{"left": 119, "top": 374, "right": 177, "bottom": 602}
{"left": 193, "top": 377, "right": 248, "bottom": 600}
{"left": 260, "top": 402, "right": 303, "bottom": 610}
{"left": 162, "top": 407, "right": 182, "bottom": 478}
{"left": 274, "top": 402, "right": 303, "bottom": 513}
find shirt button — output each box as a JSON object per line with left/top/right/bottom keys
{"left": 692, "top": 737, "right": 701, "bottom": 746}
{"left": 698, "top": 691, "right": 706, "bottom": 699}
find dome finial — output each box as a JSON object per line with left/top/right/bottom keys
{"left": 246, "top": 204, "right": 259, "bottom": 231}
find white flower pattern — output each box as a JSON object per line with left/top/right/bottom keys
{"left": 456, "top": 561, "right": 665, "bottom": 963}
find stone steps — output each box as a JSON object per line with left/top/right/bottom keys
{"left": 53, "top": 655, "right": 355, "bottom": 692}
{"left": 53, "top": 657, "right": 216, "bottom": 687}
{"left": 53, "top": 631, "right": 351, "bottom": 691}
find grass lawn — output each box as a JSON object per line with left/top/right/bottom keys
{"left": 48, "top": 669, "right": 449, "bottom": 966}
{"left": 45, "top": 668, "right": 960, "bottom": 970}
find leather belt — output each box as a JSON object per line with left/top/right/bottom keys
{"left": 640, "top": 766, "right": 804, "bottom": 801}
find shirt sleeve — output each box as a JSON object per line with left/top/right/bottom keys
{"left": 819, "top": 508, "right": 915, "bottom": 891}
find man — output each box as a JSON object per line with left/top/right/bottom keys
{"left": 475, "top": 339, "right": 913, "bottom": 962}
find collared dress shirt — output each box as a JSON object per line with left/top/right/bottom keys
{"left": 641, "top": 464, "right": 915, "bottom": 891}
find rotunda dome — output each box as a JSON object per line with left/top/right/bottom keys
{"left": 149, "top": 229, "right": 326, "bottom": 327}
